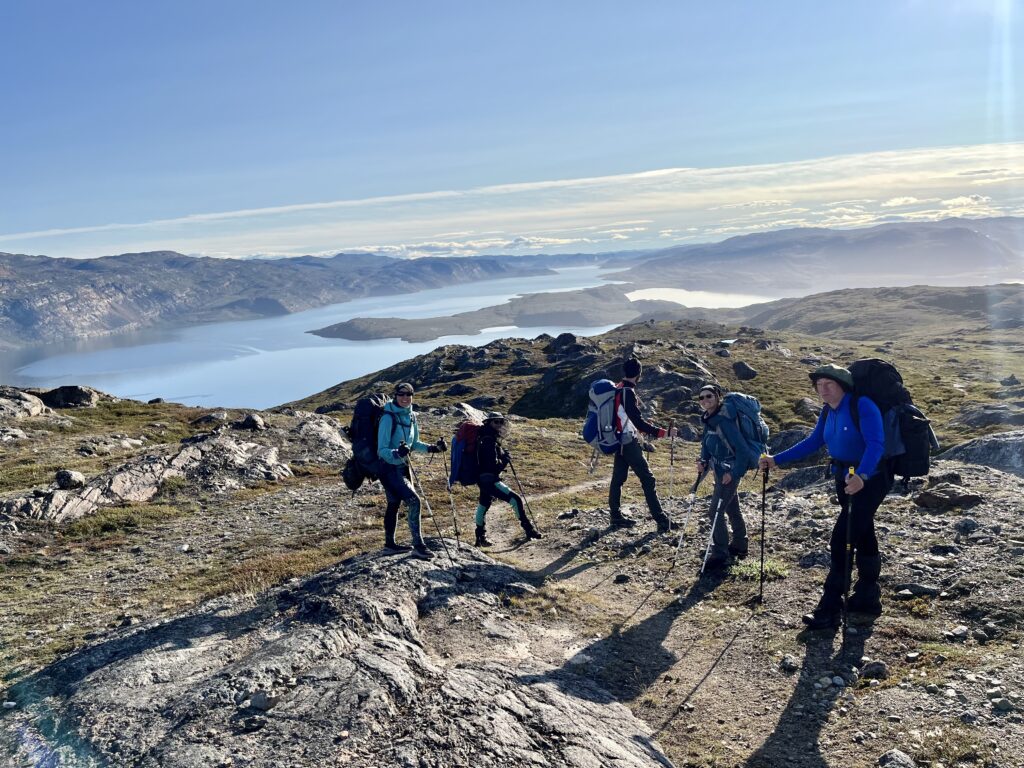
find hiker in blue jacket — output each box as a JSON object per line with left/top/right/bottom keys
{"left": 473, "top": 412, "right": 542, "bottom": 547}
{"left": 377, "top": 382, "right": 446, "bottom": 560}
{"left": 696, "top": 384, "right": 755, "bottom": 571}
{"left": 760, "top": 364, "right": 891, "bottom": 629}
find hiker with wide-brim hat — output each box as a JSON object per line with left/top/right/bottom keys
{"left": 607, "top": 357, "right": 678, "bottom": 532}
{"left": 377, "top": 382, "right": 446, "bottom": 560}
{"left": 473, "top": 412, "right": 542, "bottom": 546}
{"left": 760, "top": 364, "right": 891, "bottom": 629}
{"left": 696, "top": 384, "right": 754, "bottom": 572}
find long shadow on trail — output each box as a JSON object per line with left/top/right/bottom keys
{"left": 518, "top": 570, "right": 730, "bottom": 704}
{"left": 744, "top": 623, "right": 875, "bottom": 768}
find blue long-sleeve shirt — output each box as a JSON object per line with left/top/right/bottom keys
{"left": 774, "top": 393, "right": 885, "bottom": 478}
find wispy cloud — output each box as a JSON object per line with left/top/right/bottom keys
{"left": 3, "top": 141, "right": 1023, "bottom": 258}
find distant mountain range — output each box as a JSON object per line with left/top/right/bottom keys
{"left": 1, "top": 217, "right": 1021, "bottom": 351}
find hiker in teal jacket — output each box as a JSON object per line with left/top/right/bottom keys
{"left": 760, "top": 364, "right": 891, "bottom": 629}
{"left": 377, "top": 382, "right": 445, "bottom": 560}
{"left": 697, "top": 384, "right": 753, "bottom": 571}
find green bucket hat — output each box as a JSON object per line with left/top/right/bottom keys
{"left": 809, "top": 364, "right": 854, "bottom": 391}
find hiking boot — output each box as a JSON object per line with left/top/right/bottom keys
{"left": 701, "top": 555, "right": 730, "bottom": 574}
{"left": 728, "top": 544, "right": 749, "bottom": 560}
{"left": 474, "top": 526, "right": 493, "bottom": 548}
{"left": 522, "top": 524, "right": 543, "bottom": 541}
{"left": 847, "top": 587, "right": 883, "bottom": 617}
{"left": 411, "top": 543, "right": 435, "bottom": 561}
{"left": 384, "top": 541, "right": 412, "bottom": 554}
{"left": 802, "top": 607, "right": 841, "bottom": 630}
{"left": 655, "top": 518, "right": 679, "bottom": 534}
{"left": 610, "top": 512, "right": 637, "bottom": 528}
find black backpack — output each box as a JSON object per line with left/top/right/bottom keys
{"left": 342, "top": 394, "right": 397, "bottom": 489}
{"left": 842, "top": 359, "right": 939, "bottom": 484}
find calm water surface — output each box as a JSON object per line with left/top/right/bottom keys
{"left": 1, "top": 267, "right": 625, "bottom": 408}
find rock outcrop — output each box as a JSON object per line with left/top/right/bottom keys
{"left": 3, "top": 548, "right": 672, "bottom": 768}
{"left": 938, "top": 429, "right": 1024, "bottom": 477}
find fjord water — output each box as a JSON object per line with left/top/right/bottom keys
{"left": 1, "top": 267, "right": 625, "bottom": 409}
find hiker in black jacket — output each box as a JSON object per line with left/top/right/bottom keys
{"left": 609, "top": 358, "right": 677, "bottom": 531}
{"left": 474, "top": 412, "right": 542, "bottom": 546}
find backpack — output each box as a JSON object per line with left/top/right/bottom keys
{"left": 713, "top": 393, "right": 770, "bottom": 474}
{"left": 341, "top": 457, "right": 366, "bottom": 492}
{"left": 582, "top": 379, "right": 628, "bottom": 454}
{"left": 346, "top": 394, "right": 396, "bottom": 481}
{"left": 843, "top": 359, "right": 938, "bottom": 482}
{"left": 449, "top": 420, "right": 483, "bottom": 487}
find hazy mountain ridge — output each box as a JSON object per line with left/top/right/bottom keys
{"left": 616, "top": 217, "right": 1024, "bottom": 294}
{"left": 0, "top": 250, "right": 554, "bottom": 350}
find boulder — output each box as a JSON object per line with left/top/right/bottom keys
{"left": 36, "top": 385, "right": 107, "bottom": 409}
{"left": 732, "top": 361, "right": 758, "bottom": 380}
{"left": 1000, "top": 374, "right": 1020, "bottom": 386}
{"left": 233, "top": 413, "right": 266, "bottom": 431}
{"left": 445, "top": 383, "right": 475, "bottom": 396}
{"left": 950, "top": 403, "right": 1024, "bottom": 429}
{"left": 938, "top": 429, "right": 1024, "bottom": 477}
{"left": 913, "top": 483, "right": 983, "bottom": 510}
{"left": 878, "top": 749, "right": 917, "bottom": 767}
{"left": 55, "top": 470, "right": 86, "bottom": 490}
{"left": 0, "top": 387, "right": 49, "bottom": 420}
{"left": 794, "top": 397, "right": 821, "bottom": 419}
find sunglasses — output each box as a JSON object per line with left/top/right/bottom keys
{"left": 698, "top": 393, "right": 717, "bottom": 401}
{"left": 396, "top": 392, "right": 413, "bottom": 397}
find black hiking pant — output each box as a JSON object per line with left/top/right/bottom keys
{"left": 609, "top": 440, "right": 667, "bottom": 523}
{"left": 819, "top": 468, "right": 891, "bottom": 610}
{"left": 379, "top": 463, "right": 424, "bottom": 546}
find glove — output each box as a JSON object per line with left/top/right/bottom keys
{"left": 435, "top": 438, "right": 447, "bottom": 452}
{"left": 396, "top": 443, "right": 410, "bottom": 458}
{"left": 642, "top": 441, "right": 655, "bottom": 453}
{"left": 500, "top": 449, "right": 511, "bottom": 464}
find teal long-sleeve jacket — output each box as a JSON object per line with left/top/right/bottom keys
{"left": 377, "top": 400, "right": 430, "bottom": 465}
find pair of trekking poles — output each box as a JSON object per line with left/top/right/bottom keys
{"left": 401, "top": 441, "right": 540, "bottom": 568}
{"left": 665, "top": 433, "right": 770, "bottom": 603}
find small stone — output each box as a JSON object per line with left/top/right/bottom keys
{"left": 905, "top": 651, "right": 921, "bottom": 662}
{"left": 861, "top": 661, "right": 890, "bottom": 680}
{"left": 986, "top": 687, "right": 1003, "bottom": 699}
{"left": 2, "top": 701, "right": 15, "bottom": 709}
{"left": 180, "top": 544, "right": 191, "bottom": 553}
{"left": 613, "top": 574, "right": 631, "bottom": 584}
{"left": 960, "top": 709, "right": 979, "bottom": 724}
{"left": 944, "top": 625, "right": 969, "bottom": 641}
{"left": 780, "top": 655, "right": 800, "bottom": 673}
{"left": 926, "top": 684, "right": 940, "bottom": 694}
{"left": 832, "top": 676, "right": 846, "bottom": 687}
{"left": 248, "top": 691, "right": 279, "bottom": 711}
{"left": 993, "top": 698, "right": 1014, "bottom": 712}
{"left": 878, "top": 748, "right": 916, "bottom": 767}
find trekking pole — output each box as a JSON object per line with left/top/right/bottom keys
{"left": 700, "top": 465, "right": 742, "bottom": 576}
{"left": 587, "top": 447, "right": 599, "bottom": 475}
{"left": 670, "top": 465, "right": 710, "bottom": 572}
{"left": 758, "top": 460, "right": 769, "bottom": 604}
{"left": 405, "top": 450, "right": 456, "bottom": 568}
{"left": 507, "top": 457, "right": 540, "bottom": 533}
{"left": 668, "top": 419, "right": 676, "bottom": 502}
{"left": 441, "top": 448, "right": 461, "bottom": 550}
{"left": 841, "top": 466, "right": 855, "bottom": 645}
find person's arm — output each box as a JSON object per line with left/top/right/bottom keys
{"left": 410, "top": 415, "right": 430, "bottom": 453}
{"left": 621, "top": 388, "right": 666, "bottom": 437}
{"left": 854, "top": 397, "right": 885, "bottom": 478}
{"left": 774, "top": 408, "right": 828, "bottom": 466}
{"left": 377, "top": 412, "right": 401, "bottom": 464}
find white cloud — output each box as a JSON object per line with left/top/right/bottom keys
{"left": 5, "top": 141, "right": 1024, "bottom": 258}
{"left": 881, "top": 196, "right": 923, "bottom": 208}
{"left": 941, "top": 194, "right": 993, "bottom": 206}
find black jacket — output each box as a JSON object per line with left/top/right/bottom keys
{"left": 476, "top": 423, "right": 508, "bottom": 481}
{"left": 619, "top": 380, "right": 663, "bottom": 437}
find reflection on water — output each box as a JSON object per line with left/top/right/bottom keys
{"left": 626, "top": 287, "right": 775, "bottom": 308}
{"left": 0, "top": 267, "right": 623, "bottom": 409}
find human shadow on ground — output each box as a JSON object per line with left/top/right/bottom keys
{"left": 517, "top": 569, "right": 731, "bottom": 704}
{"left": 742, "top": 622, "right": 875, "bottom": 768}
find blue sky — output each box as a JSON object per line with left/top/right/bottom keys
{"left": 1, "top": 1, "right": 1021, "bottom": 258}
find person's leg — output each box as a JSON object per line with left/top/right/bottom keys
{"left": 705, "top": 477, "right": 731, "bottom": 566}
{"left": 608, "top": 451, "right": 635, "bottom": 526}
{"left": 492, "top": 481, "right": 541, "bottom": 539}
{"left": 475, "top": 483, "right": 495, "bottom": 546}
{"left": 622, "top": 440, "right": 668, "bottom": 528}
{"left": 848, "top": 474, "right": 888, "bottom": 615}
{"left": 803, "top": 474, "right": 850, "bottom": 628}
{"left": 721, "top": 476, "right": 748, "bottom": 557}
{"left": 386, "top": 465, "right": 430, "bottom": 559}
{"left": 379, "top": 469, "right": 411, "bottom": 552}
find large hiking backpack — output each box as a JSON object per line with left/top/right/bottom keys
{"left": 844, "top": 359, "right": 938, "bottom": 482}
{"left": 582, "top": 379, "right": 628, "bottom": 454}
{"left": 449, "top": 419, "right": 483, "bottom": 487}
{"left": 714, "top": 393, "right": 770, "bottom": 474}
{"left": 345, "top": 393, "right": 396, "bottom": 483}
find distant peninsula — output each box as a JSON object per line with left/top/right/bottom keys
{"left": 309, "top": 285, "right": 678, "bottom": 342}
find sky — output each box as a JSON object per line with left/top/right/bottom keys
{"left": 1, "top": 1, "right": 1021, "bottom": 260}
